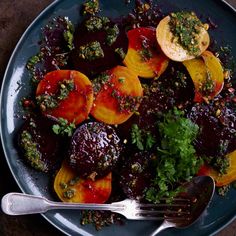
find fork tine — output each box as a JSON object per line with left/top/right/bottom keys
{"left": 133, "top": 216, "right": 189, "bottom": 221}
{"left": 135, "top": 209, "right": 190, "bottom": 215}
{"left": 137, "top": 203, "right": 190, "bottom": 208}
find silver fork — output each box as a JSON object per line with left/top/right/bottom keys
{"left": 1, "top": 192, "right": 190, "bottom": 221}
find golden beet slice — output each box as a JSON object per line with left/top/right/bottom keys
{"left": 91, "top": 65, "right": 143, "bottom": 124}
{"left": 201, "top": 50, "right": 224, "bottom": 96}
{"left": 54, "top": 161, "right": 112, "bottom": 203}
{"left": 183, "top": 51, "right": 224, "bottom": 102}
{"left": 198, "top": 150, "right": 236, "bottom": 187}
{"left": 156, "top": 15, "right": 210, "bottom": 61}
{"left": 123, "top": 27, "right": 169, "bottom": 78}
{"left": 36, "top": 70, "right": 93, "bottom": 125}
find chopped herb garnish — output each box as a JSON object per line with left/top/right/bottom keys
{"left": 20, "top": 131, "right": 46, "bottom": 172}
{"left": 92, "top": 73, "right": 110, "bottom": 93}
{"left": 81, "top": 210, "right": 123, "bottom": 231}
{"left": 52, "top": 118, "right": 76, "bottom": 137}
{"left": 82, "top": 0, "right": 100, "bottom": 15}
{"left": 169, "top": 11, "right": 204, "bottom": 55}
{"left": 138, "top": 48, "right": 153, "bottom": 61}
{"left": 176, "top": 71, "right": 187, "bottom": 87}
{"left": 78, "top": 41, "right": 104, "bottom": 61}
{"left": 213, "top": 156, "right": 230, "bottom": 175}
{"left": 115, "top": 47, "right": 126, "bottom": 60}
{"left": 60, "top": 182, "right": 68, "bottom": 190}
{"left": 26, "top": 54, "right": 41, "bottom": 70}
{"left": 85, "top": 16, "right": 110, "bottom": 32}
{"left": 85, "top": 16, "right": 103, "bottom": 32}
{"left": 63, "top": 188, "right": 76, "bottom": 199}
{"left": 118, "top": 77, "right": 125, "bottom": 83}
{"left": 106, "top": 24, "right": 119, "bottom": 46}
{"left": 36, "top": 94, "right": 58, "bottom": 111}
{"left": 57, "top": 79, "right": 75, "bottom": 100}
{"left": 200, "top": 74, "right": 216, "bottom": 96}
{"left": 63, "top": 17, "right": 75, "bottom": 50}
{"left": 68, "top": 176, "right": 80, "bottom": 186}
{"left": 217, "top": 185, "right": 230, "bottom": 196}
{"left": 36, "top": 79, "right": 74, "bottom": 111}
{"left": 145, "top": 108, "right": 202, "bottom": 203}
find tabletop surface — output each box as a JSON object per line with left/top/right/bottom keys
{"left": 0, "top": 0, "right": 236, "bottom": 235}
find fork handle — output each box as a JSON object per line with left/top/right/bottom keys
{"left": 1, "top": 192, "right": 124, "bottom": 215}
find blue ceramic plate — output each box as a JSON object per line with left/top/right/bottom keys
{"left": 1, "top": 0, "right": 236, "bottom": 235}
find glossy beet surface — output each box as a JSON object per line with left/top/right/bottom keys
{"left": 68, "top": 122, "right": 122, "bottom": 179}
{"left": 189, "top": 103, "right": 236, "bottom": 157}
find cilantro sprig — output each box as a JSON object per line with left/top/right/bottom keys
{"left": 145, "top": 108, "right": 203, "bottom": 203}
{"left": 131, "top": 124, "right": 156, "bottom": 151}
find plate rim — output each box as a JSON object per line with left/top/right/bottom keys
{"left": 1, "top": 0, "right": 236, "bottom": 235}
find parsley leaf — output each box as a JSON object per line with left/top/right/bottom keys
{"left": 52, "top": 118, "right": 76, "bottom": 137}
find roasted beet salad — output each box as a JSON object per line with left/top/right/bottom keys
{"left": 18, "top": 0, "right": 236, "bottom": 230}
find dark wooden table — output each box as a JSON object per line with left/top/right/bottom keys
{"left": 0, "top": 0, "right": 236, "bottom": 235}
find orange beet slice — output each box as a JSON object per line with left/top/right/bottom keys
{"left": 36, "top": 70, "right": 93, "bottom": 125}
{"left": 183, "top": 51, "right": 224, "bottom": 103}
{"left": 123, "top": 27, "right": 169, "bottom": 79}
{"left": 54, "top": 161, "right": 112, "bottom": 203}
{"left": 198, "top": 150, "right": 236, "bottom": 187}
{"left": 91, "top": 65, "right": 143, "bottom": 124}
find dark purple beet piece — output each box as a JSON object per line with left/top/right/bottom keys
{"left": 188, "top": 103, "right": 236, "bottom": 157}
{"left": 69, "top": 17, "right": 128, "bottom": 76}
{"left": 119, "top": 152, "right": 152, "bottom": 200}
{"left": 68, "top": 122, "right": 122, "bottom": 179}
{"left": 18, "top": 116, "right": 64, "bottom": 172}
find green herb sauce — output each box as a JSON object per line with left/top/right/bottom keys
{"left": 200, "top": 74, "right": 216, "bottom": 96}
{"left": 20, "top": 130, "right": 46, "bottom": 172}
{"left": 138, "top": 48, "right": 153, "bottom": 61}
{"left": 63, "top": 17, "right": 75, "bottom": 50}
{"left": 169, "top": 11, "right": 204, "bottom": 56}
{"left": 115, "top": 48, "right": 126, "bottom": 60}
{"left": 85, "top": 16, "right": 110, "bottom": 32}
{"left": 36, "top": 79, "right": 74, "bottom": 111}
{"left": 106, "top": 24, "right": 119, "bottom": 46}
{"left": 82, "top": 0, "right": 100, "bottom": 15}
{"left": 78, "top": 41, "right": 104, "bottom": 61}
{"left": 92, "top": 73, "right": 111, "bottom": 94}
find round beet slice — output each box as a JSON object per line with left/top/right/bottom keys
{"left": 68, "top": 122, "right": 122, "bottom": 179}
